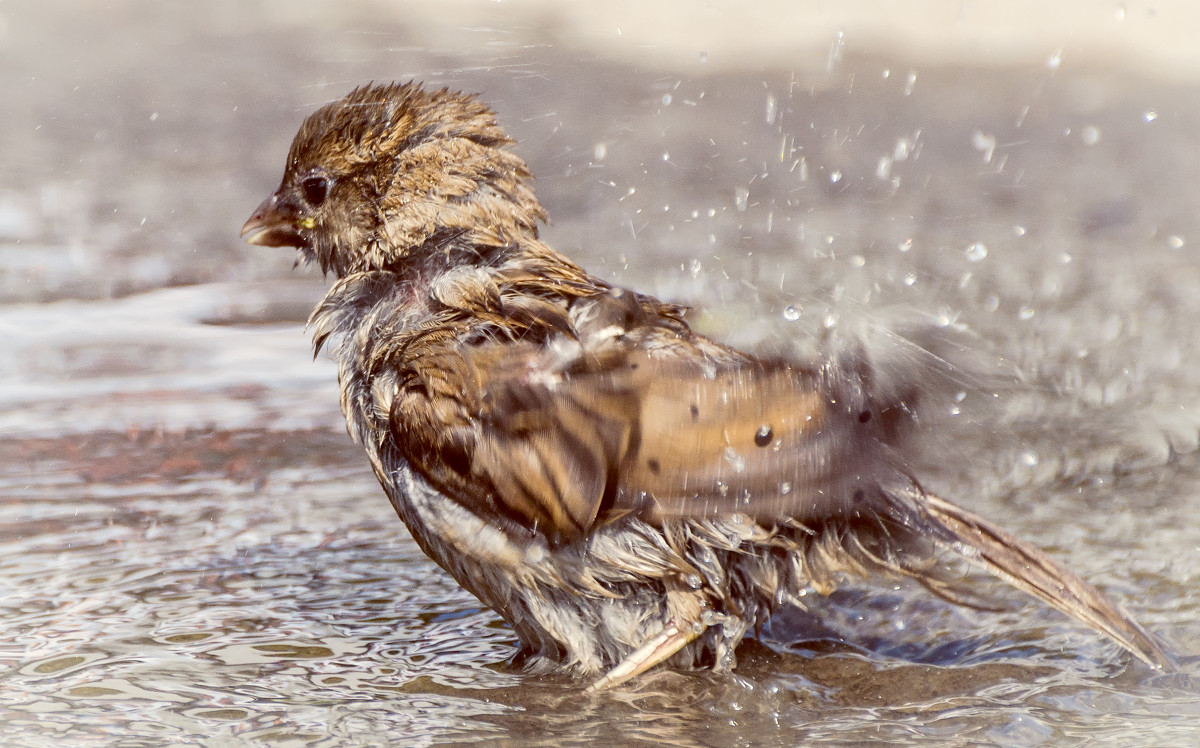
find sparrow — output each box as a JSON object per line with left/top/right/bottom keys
{"left": 241, "top": 82, "right": 1173, "bottom": 689}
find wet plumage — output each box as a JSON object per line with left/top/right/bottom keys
{"left": 242, "top": 82, "right": 1172, "bottom": 688}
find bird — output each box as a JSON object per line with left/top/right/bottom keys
{"left": 241, "top": 81, "right": 1173, "bottom": 690}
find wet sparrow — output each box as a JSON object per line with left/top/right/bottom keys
{"left": 242, "top": 82, "right": 1172, "bottom": 689}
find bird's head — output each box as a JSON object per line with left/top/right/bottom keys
{"left": 241, "top": 82, "right": 546, "bottom": 277}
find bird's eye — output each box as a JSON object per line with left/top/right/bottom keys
{"left": 301, "top": 175, "right": 330, "bottom": 206}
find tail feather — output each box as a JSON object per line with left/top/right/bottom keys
{"left": 918, "top": 491, "right": 1174, "bottom": 671}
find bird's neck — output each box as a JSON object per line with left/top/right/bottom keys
{"left": 353, "top": 137, "right": 550, "bottom": 276}
{"left": 362, "top": 228, "right": 584, "bottom": 285}
{"left": 311, "top": 233, "right": 600, "bottom": 353}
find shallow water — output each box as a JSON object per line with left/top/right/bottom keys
{"left": 2, "top": 2, "right": 1199, "bottom": 745}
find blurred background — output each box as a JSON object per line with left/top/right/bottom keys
{"left": 1, "top": 1, "right": 1198, "bottom": 745}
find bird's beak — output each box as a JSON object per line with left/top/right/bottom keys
{"left": 241, "top": 192, "right": 304, "bottom": 248}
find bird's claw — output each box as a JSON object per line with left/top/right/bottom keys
{"left": 585, "top": 620, "right": 703, "bottom": 692}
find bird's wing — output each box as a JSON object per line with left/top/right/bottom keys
{"left": 386, "top": 319, "right": 905, "bottom": 542}
{"left": 385, "top": 326, "right": 1174, "bottom": 670}
{"left": 621, "top": 362, "right": 905, "bottom": 524}
{"left": 385, "top": 332, "right": 640, "bottom": 542}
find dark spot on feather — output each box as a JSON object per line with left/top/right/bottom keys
{"left": 647, "top": 459, "right": 661, "bottom": 475}
{"left": 858, "top": 410, "right": 871, "bottom": 423}
{"left": 442, "top": 444, "right": 471, "bottom": 477}
{"left": 690, "top": 404, "right": 700, "bottom": 421}
{"left": 852, "top": 489, "right": 865, "bottom": 503}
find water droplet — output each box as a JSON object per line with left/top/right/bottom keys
{"left": 1047, "top": 49, "right": 1064, "bottom": 70}
{"left": 724, "top": 447, "right": 746, "bottom": 473}
{"left": 1115, "top": 4, "right": 1126, "bottom": 21}
{"left": 690, "top": 258, "right": 703, "bottom": 276}
{"left": 781, "top": 305, "right": 801, "bottom": 321}
{"left": 964, "top": 242, "right": 988, "bottom": 262}
{"left": 1019, "top": 450, "right": 1039, "bottom": 467}
{"left": 593, "top": 143, "right": 607, "bottom": 161}
{"left": 765, "top": 94, "right": 777, "bottom": 125}
{"left": 829, "top": 170, "right": 842, "bottom": 184}
{"left": 685, "top": 573, "right": 703, "bottom": 589}
{"left": 903, "top": 272, "right": 917, "bottom": 286}
{"left": 897, "top": 238, "right": 913, "bottom": 252}
{"left": 734, "top": 186, "right": 749, "bottom": 211}
{"left": 903, "top": 70, "right": 917, "bottom": 96}
{"left": 778, "top": 481, "right": 792, "bottom": 495}
{"left": 971, "top": 131, "right": 996, "bottom": 163}
{"left": 662, "top": 93, "right": 672, "bottom": 106}
{"left": 707, "top": 208, "right": 716, "bottom": 217}
{"left": 826, "top": 30, "right": 844, "bottom": 72}
{"left": 850, "top": 255, "right": 866, "bottom": 268}
{"left": 661, "top": 151, "right": 670, "bottom": 161}
{"left": 1018, "top": 306, "right": 1035, "bottom": 320}
{"left": 1013, "top": 225, "right": 1026, "bottom": 236}
{"left": 1081, "top": 126, "right": 1101, "bottom": 145}
{"left": 1168, "top": 235, "right": 1185, "bottom": 249}
{"left": 1143, "top": 109, "right": 1158, "bottom": 123}
{"left": 875, "top": 157, "right": 892, "bottom": 179}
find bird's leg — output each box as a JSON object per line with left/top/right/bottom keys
{"left": 586, "top": 587, "right": 707, "bottom": 692}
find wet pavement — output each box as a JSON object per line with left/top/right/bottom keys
{"left": 1, "top": 2, "right": 1199, "bottom": 745}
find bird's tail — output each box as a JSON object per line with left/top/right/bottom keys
{"left": 912, "top": 489, "right": 1174, "bottom": 670}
